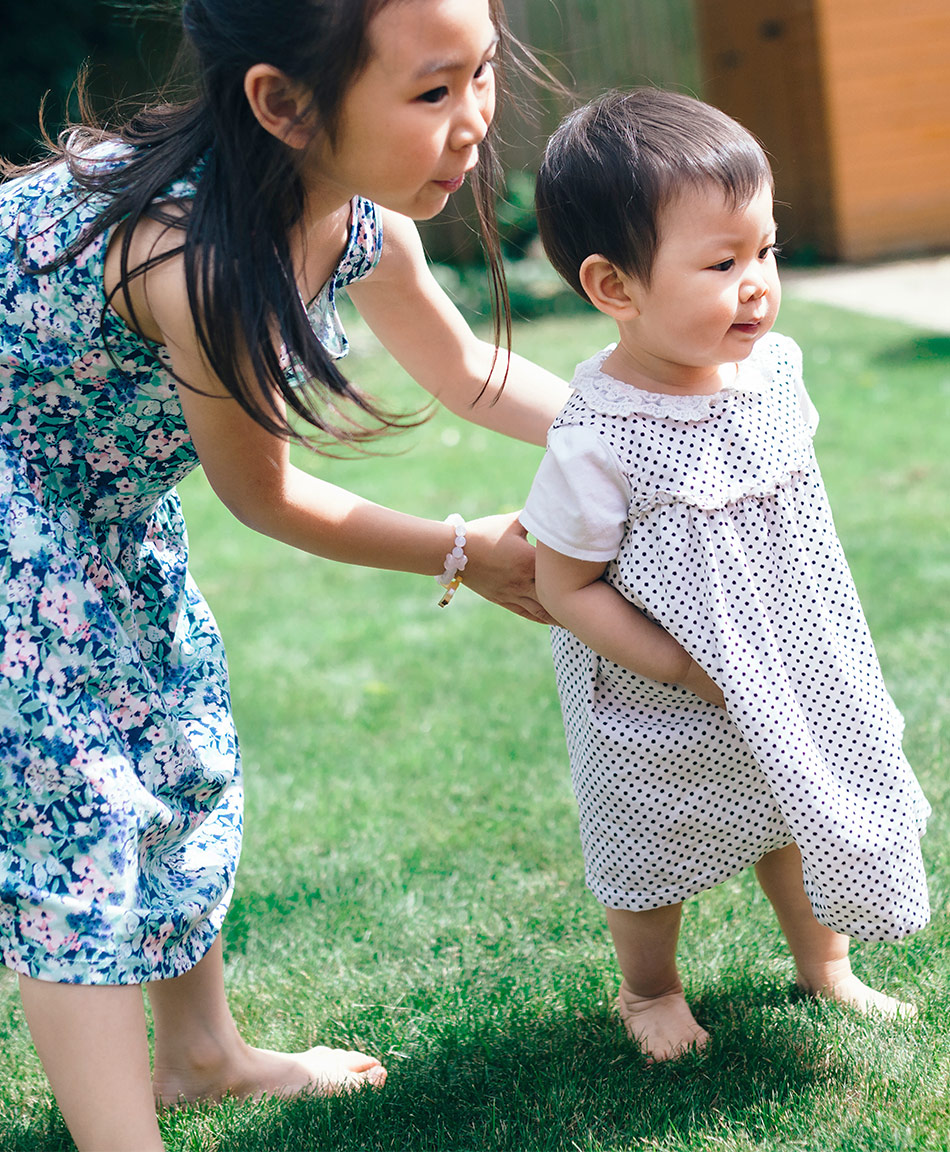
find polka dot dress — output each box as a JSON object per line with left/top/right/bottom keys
{"left": 521, "top": 334, "right": 930, "bottom": 943}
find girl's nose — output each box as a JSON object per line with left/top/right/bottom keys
{"left": 450, "top": 81, "right": 494, "bottom": 151}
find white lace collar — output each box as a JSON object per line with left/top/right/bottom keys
{"left": 570, "top": 344, "right": 766, "bottom": 419}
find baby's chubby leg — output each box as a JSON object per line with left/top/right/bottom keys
{"left": 606, "top": 903, "right": 709, "bottom": 1062}
{"left": 755, "top": 843, "right": 914, "bottom": 1017}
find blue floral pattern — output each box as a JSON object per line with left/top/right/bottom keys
{"left": 0, "top": 150, "right": 382, "bottom": 983}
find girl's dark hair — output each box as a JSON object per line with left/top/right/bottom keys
{"left": 3, "top": 0, "right": 517, "bottom": 448}
{"left": 535, "top": 87, "right": 774, "bottom": 300}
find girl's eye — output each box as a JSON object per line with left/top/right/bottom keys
{"left": 474, "top": 59, "right": 494, "bottom": 81}
{"left": 418, "top": 86, "right": 449, "bottom": 105}
{"left": 760, "top": 243, "right": 782, "bottom": 260}
{"left": 710, "top": 258, "right": 735, "bottom": 272}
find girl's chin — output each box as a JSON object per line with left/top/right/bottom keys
{"left": 410, "top": 195, "right": 452, "bottom": 222}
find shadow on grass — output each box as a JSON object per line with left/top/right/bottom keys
{"left": 873, "top": 334, "right": 950, "bottom": 365}
{"left": 189, "top": 981, "right": 863, "bottom": 1152}
{"left": 0, "top": 1111, "right": 73, "bottom": 1152}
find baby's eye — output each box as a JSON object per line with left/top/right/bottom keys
{"left": 709, "top": 258, "right": 735, "bottom": 272}
{"left": 474, "top": 59, "right": 494, "bottom": 81}
{"left": 760, "top": 243, "right": 782, "bottom": 260}
{"left": 418, "top": 86, "right": 449, "bottom": 105}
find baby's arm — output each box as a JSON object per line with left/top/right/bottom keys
{"left": 535, "top": 543, "right": 725, "bottom": 706}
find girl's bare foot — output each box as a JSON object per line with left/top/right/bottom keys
{"left": 153, "top": 1042, "right": 386, "bottom": 1107}
{"left": 799, "top": 972, "right": 916, "bottom": 1019}
{"left": 617, "top": 980, "right": 709, "bottom": 1062}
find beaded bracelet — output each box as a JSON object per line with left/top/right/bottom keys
{"left": 435, "top": 513, "right": 468, "bottom": 607}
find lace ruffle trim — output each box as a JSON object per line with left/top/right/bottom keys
{"left": 571, "top": 345, "right": 765, "bottom": 420}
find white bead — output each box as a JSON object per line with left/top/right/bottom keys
{"left": 435, "top": 513, "right": 468, "bottom": 605}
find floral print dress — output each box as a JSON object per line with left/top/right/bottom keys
{"left": 0, "top": 150, "right": 382, "bottom": 983}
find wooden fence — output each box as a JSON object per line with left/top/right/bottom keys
{"left": 699, "top": 0, "right": 950, "bottom": 262}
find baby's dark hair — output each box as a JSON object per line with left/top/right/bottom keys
{"left": 535, "top": 88, "right": 773, "bottom": 300}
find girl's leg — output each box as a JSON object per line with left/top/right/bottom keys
{"left": 754, "top": 843, "right": 912, "bottom": 1015}
{"left": 18, "top": 975, "right": 164, "bottom": 1152}
{"left": 606, "top": 903, "right": 709, "bottom": 1061}
{"left": 148, "top": 935, "right": 386, "bottom": 1105}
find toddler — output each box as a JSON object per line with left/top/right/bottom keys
{"left": 521, "top": 88, "right": 930, "bottom": 1062}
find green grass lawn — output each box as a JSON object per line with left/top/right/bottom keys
{"left": 1, "top": 299, "right": 948, "bottom": 1150}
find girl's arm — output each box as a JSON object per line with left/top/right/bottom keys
{"left": 134, "top": 223, "right": 553, "bottom": 622}
{"left": 535, "top": 542, "right": 725, "bottom": 706}
{"left": 346, "top": 209, "right": 571, "bottom": 446}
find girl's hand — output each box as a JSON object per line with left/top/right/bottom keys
{"left": 681, "top": 659, "right": 726, "bottom": 709}
{"left": 462, "top": 512, "right": 555, "bottom": 624}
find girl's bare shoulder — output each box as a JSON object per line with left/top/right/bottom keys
{"left": 104, "top": 204, "right": 190, "bottom": 348}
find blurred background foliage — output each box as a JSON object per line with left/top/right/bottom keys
{"left": 0, "top": 1, "right": 180, "bottom": 166}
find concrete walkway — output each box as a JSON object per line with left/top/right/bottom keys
{"left": 782, "top": 253, "right": 950, "bottom": 333}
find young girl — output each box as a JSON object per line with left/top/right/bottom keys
{"left": 0, "top": 0, "right": 570, "bottom": 1147}
{"left": 521, "top": 88, "right": 931, "bottom": 1064}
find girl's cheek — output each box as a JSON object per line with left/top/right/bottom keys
{"left": 482, "top": 84, "right": 497, "bottom": 128}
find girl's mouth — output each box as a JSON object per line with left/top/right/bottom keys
{"left": 434, "top": 173, "right": 467, "bottom": 193}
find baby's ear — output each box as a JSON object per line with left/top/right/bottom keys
{"left": 579, "top": 255, "right": 641, "bottom": 319}
{"left": 244, "top": 64, "right": 315, "bottom": 150}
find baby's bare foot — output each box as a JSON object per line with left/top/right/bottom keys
{"left": 799, "top": 974, "right": 915, "bottom": 1019}
{"left": 154, "top": 1043, "right": 386, "bottom": 1107}
{"left": 617, "top": 980, "right": 709, "bottom": 1062}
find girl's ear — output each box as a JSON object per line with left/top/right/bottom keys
{"left": 579, "top": 254, "right": 642, "bottom": 320}
{"left": 244, "top": 64, "right": 315, "bottom": 150}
